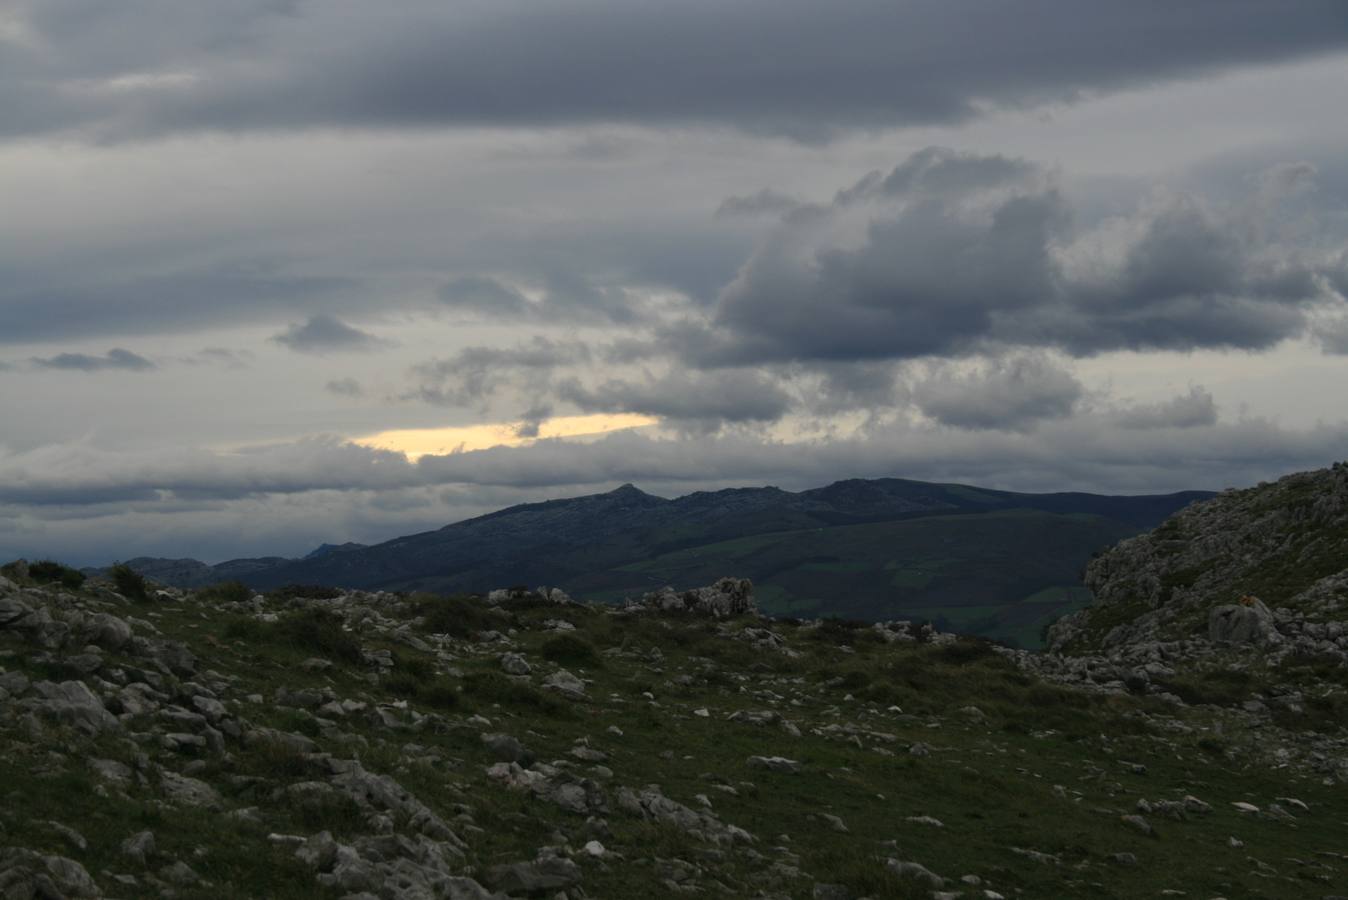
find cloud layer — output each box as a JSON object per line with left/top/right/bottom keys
{"left": 6, "top": 1, "right": 1348, "bottom": 141}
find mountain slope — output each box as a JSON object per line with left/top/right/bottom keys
{"left": 106, "top": 477, "right": 1210, "bottom": 646}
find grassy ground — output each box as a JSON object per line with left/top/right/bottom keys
{"left": 3, "top": 583, "right": 1345, "bottom": 898}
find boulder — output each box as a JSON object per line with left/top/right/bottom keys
{"left": 486, "top": 857, "right": 581, "bottom": 895}
{"left": 28, "top": 680, "right": 121, "bottom": 734}
{"left": 1209, "top": 597, "right": 1281, "bottom": 646}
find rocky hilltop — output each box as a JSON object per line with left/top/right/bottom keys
{"left": 1020, "top": 463, "right": 1348, "bottom": 724}
{"left": 2, "top": 543, "right": 1347, "bottom": 897}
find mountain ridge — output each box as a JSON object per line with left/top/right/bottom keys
{"left": 90, "top": 477, "right": 1213, "bottom": 646}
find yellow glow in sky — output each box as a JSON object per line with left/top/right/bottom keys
{"left": 354, "top": 413, "right": 659, "bottom": 461}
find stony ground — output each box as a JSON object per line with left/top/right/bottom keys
{"left": 1, "top": 570, "right": 1346, "bottom": 899}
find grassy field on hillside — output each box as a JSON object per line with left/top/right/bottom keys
{"left": 573, "top": 510, "right": 1126, "bottom": 647}
{"left": 3, "top": 578, "right": 1344, "bottom": 899}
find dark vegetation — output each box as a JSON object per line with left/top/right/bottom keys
{"left": 109, "top": 562, "right": 148, "bottom": 600}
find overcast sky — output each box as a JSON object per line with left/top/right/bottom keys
{"left": 3, "top": 0, "right": 1348, "bottom": 565}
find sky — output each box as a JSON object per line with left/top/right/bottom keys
{"left": 3, "top": 0, "right": 1348, "bottom": 566}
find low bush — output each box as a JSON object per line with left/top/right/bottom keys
{"left": 1158, "top": 669, "right": 1253, "bottom": 707}
{"left": 26, "top": 560, "right": 87, "bottom": 590}
{"left": 109, "top": 562, "right": 148, "bottom": 600}
{"left": 270, "top": 584, "right": 343, "bottom": 600}
{"left": 464, "top": 671, "right": 568, "bottom": 716}
{"left": 540, "top": 634, "right": 602, "bottom": 667}
{"left": 197, "top": 581, "right": 254, "bottom": 604}
{"left": 275, "top": 609, "right": 363, "bottom": 663}
{"left": 413, "top": 593, "right": 504, "bottom": 639}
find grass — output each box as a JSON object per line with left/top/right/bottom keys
{"left": 4, "top": 575, "right": 1347, "bottom": 900}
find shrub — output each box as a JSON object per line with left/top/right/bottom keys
{"left": 414, "top": 593, "right": 503, "bottom": 639}
{"left": 937, "top": 638, "right": 999, "bottom": 666}
{"left": 109, "top": 562, "right": 148, "bottom": 600}
{"left": 197, "top": 581, "right": 254, "bottom": 604}
{"left": 1158, "top": 669, "right": 1253, "bottom": 707}
{"left": 276, "top": 609, "right": 362, "bottom": 663}
{"left": 396, "top": 652, "right": 435, "bottom": 682}
{"left": 26, "top": 560, "right": 86, "bottom": 590}
{"left": 540, "top": 634, "right": 602, "bottom": 667}
{"left": 464, "top": 671, "right": 567, "bottom": 716}
{"left": 270, "top": 584, "right": 343, "bottom": 600}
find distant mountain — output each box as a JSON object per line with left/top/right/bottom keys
{"left": 107, "top": 477, "right": 1211, "bottom": 647}
{"left": 302, "top": 542, "right": 369, "bottom": 561}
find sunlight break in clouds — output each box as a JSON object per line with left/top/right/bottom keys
{"left": 353, "top": 413, "right": 659, "bottom": 461}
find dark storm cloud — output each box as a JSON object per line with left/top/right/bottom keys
{"left": 556, "top": 370, "right": 793, "bottom": 431}
{"left": 407, "top": 338, "right": 590, "bottom": 407}
{"left": 31, "top": 348, "right": 156, "bottom": 372}
{"left": 704, "top": 147, "right": 1344, "bottom": 366}
{"left": 271, "top": 315, "right": 386, "bottom": 354}
{"left": 806, "top": 361, "right": 904, "bottom": 415}
{"left": 7, "top": 1, "right": 1348, "bottom": 141}
{"left": 912, "top": 356, "right": 1083, "bottom": 431}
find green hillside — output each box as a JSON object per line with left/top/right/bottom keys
{"left": 568, "top": 509, "right": 1132, "bottom": 648}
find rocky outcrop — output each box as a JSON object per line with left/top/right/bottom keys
{"left": 626, "top": 577, "right": 756, "bottom": 617}
{"left": 1046, "top": 463, "right": 1348, "bottom": 659}
{"left": 1208, "top": 597, "right": 1282, "bottom": 646}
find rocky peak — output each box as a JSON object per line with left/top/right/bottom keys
{"left": 1049, "top": 460, "right": 1348, "bottom": 656}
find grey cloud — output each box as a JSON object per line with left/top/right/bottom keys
{"left": 31, "top": 348, "right": 156, "bottom": 372}
{"left": 1250, "top": 161, "right": 1319, "bottom": 198}
{"left": 912, "top": 356, "right": 1082, "bottom": 431}
{"left": 190, "top": 347, "right": 254, "bottom": 369}
{"left": 439, "top": 276, "right": 532, "bottom": 318}
{"left": 513, "top": 403, "right": 555, "bottom": 439}
{"left": 272, "top": 315, "right": 385, "bottom": 354}
{"left": 806, "top": 361, "right": 904, "bottom": 415}
{"left": 557, "top": 370, "right": 792, "bottom": 430}
{"left": 1114, "top": 386, "right": 1219, "bottom": 430}
{"left": 408, "top": 338, "right": 590, "bottom": 407}
{"left": 716, "top": 149, "right": 1066, "bottom": 362}
{"left": 3, "top": 412, "right": 1343, "bottom": 515}
{"left": 7, "top": 2, "right": 1348, "bottom": 141}
{"left": 716, "top": 189, "right": 803, "bottom": 219}
{"left": 325, "top": 377, "right": 364, "bottom": 398}
{"left": 1314, "top": 315, "right": 1348, "bottom": 354}
{"left": 0, "top": 262, "right": 356, "bottom": 346}
{"left": 438, "top": 270, "right": 658, "bottom": 325}
{"left": 704, "top": 148, "right": 1342, "bottom": 365}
